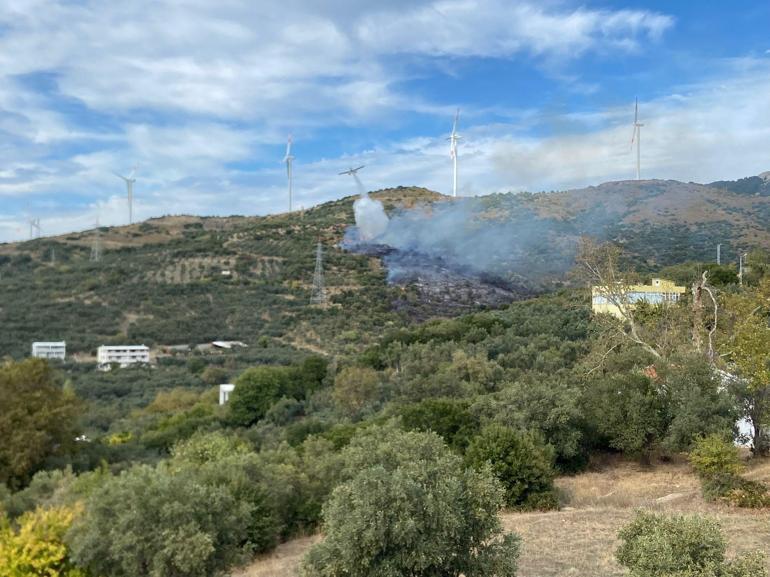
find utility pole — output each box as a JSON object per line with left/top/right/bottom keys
{"left": 90, "top": 220, "right": 102, "bottom": 263}
{"left": 739, "top": 252, "right": 747, "bottom": 287}
{"left": 310, "top": 241, "right": 327, "bottom": 305}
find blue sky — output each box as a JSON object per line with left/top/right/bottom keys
{"left": 1, "top": 0, "right": 769, "bottom": 242}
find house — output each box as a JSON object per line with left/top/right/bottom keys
{"left": 97, "top": 345, "right": 150, "bottom": 369}
{"left": 219, "top": 383, "right": 235, "bottom": 405}
{"left": 31, "top": 341, "right": 66, "bottom": 360}
{"left": 211, "top": 340, "right": 247, "bottom": 350}
{"left": 592, "top": 278, "right": 686, "bottom": 319}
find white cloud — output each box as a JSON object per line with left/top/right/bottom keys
{"left": 357, "top": 2, "right": 672, "bottom": 59}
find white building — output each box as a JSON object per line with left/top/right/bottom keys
{"left": 219, "top": 383, "right": 235, "bottom": 405}
{"left": 31, "top": 341, "right": 66, "bottom": 360}
{"left": 97, "top": 345, "right": 150, "bottom": 369}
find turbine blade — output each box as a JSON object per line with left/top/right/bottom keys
{"left": 634, "top": 98, "right": 638, "bottom": 123}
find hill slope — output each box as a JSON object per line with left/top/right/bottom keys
{"left": 1, "top": 177, "right": 768, "bottom": 358}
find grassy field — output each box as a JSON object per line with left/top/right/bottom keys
{"left": 231, "top": 458, "right": 770, "bottom": 577}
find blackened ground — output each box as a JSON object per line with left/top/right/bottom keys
{"left": 344, "top": 240, "right": 537, "bottom": 319}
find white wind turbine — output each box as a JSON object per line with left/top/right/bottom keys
{"left": 448, "top": 108, "right": 461, "bottom": 197}
{"left": 630, "top": 99, "right": 644, "bottom": 181}
{"left": 114, "top": 166, "right": 137, "bottom": 224}
{"left": 283, "top": 135, "right": 295, "bottom": 212}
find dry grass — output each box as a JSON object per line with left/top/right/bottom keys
{"left": 234, "top": 459, "right": 770, "bottom": 577}
{"left": 230, "top": 535, "right": 321, "bottom": 577}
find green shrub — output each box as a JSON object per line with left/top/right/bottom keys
{"left": 399, "top": 398, "right": 480, "bottom": 451}
{"left": 616, "top": 510, "right": 766, "bottom": 577}
{"left": 688, "top": 435, "right": 769, "bottom": 507}
{"left": 68, "top": 464, "right": 254, "bottom": 577}
{"left": 301, "top": 426, "right": 520, "bottom": 577}
{"left": 689, "top": 434, "right": 743, "bottom": 479}
{"left": 723, "top": 478, "right": 770, "bottom": 508}
{"left": 465, "top": 424, "right": 557, "bottom": 510}
{"left": 229, "top": 366, "right": 293, "bottom": 426}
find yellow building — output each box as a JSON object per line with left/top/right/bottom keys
{"left": 592, "top": 278, "right": 687, "bottom": 319}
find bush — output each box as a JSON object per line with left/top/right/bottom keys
{"left": 68, "top": 464, "right": 254, "bottom": 577}
{"left": 0, "top": 505, "right": 85, "bottom": 577}
{"left": 229, "top": 366, "right": 292, "bottom": 426}
{"left": 332, "top": 366, "right": 382, "bottom": 419}
{"left": 465, "top": 425, "right": 557, "bottom": 510}
{"left": 689, "top": 435, "right": 744, "bottom": 479}
{"left": 688, "top": 435, "right": 769, "bottom": 507}
{"left": 399, "top": 398, "right": 480, "bottom": 451}
{"left": 301, "top": 426, "right": 520, "bottom": 577}
{"left": 616, "top": 510, "right": 766, "bottom": 577}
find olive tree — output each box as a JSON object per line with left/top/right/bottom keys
{"left": 301, "top": 426, "right": 520, "bottom": 577}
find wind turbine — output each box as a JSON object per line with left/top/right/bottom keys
{"left": 630, "top": 99, "right": 644, "bottom": 181}
{"left": 114, "top": 166, "right": 137, "bottom": 224}
{"left": 448, "top": 108, "right": 461, "bottom": 197}
{"left": 28, "top": 217, "right": 41, "bottom": 240}
{"left": 283, "top": 134, "right": 295, "bottom": 212}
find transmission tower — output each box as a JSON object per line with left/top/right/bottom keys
{"left": 90, "top": 219, "right": 102, "bottom": 262}
{"left": 310, "top": 242, "right": 327, "bottom": 305}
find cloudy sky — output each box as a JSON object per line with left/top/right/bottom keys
{"left": 1, "top": 0, "right": 769, "bottom": 241}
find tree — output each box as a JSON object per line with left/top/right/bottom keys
{"left": 575, "top": 238, "right": 662, "bottom": 359}
{"left": 616, "top": 511, "right": 766, "bottom": 577}
{"left": 286, "top": 356, "right": 329, "bottom": 400}
{"left": 68, "top": 464, "right": 253, "bottom": 577}
{"left": 229, "top": 366, "right": 292, "bottom": 426}
{"left": 485, "top": 373, "right": 588, "bottom": 472}
{"left": 331, "top": 366, "right": 381, "bottom": 419}
{"left": 0, "top": 359, "right": 81, "bottom": 488}
{"left": 399, "top": 398, "right": 480, "bottom": 452}
{"left": 727, "top": 281, "right": 770, "bottom": 455}
{"left": 200, "top": 366, "right": 228, "bottom": 387}
{"left": 0, "top": 505, "right": 86, "bottom": 577}
{"left": 301, "top": 426, "right": 520, "bottom": 577}
{"left": 658, "top": 355, "right": 737, "bottom": 453}
{"left": 465, "top": 424, "right": 557, "bottom": 509}
{"left": 582, "top": 368, "right": 666, "bottom": 459}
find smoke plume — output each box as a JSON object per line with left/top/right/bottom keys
{"left": 352, "top": 173, "right": 390, "bottom": 241}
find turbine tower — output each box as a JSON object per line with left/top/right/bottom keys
{"left": 448, "top": 108, "right": 461, "bottom": 197}
{"left": 283, "top": 134, "right": 295, "bottom": 212}
{"left": 310, "top": 241, "right": 327, "bottom": 305}
{"left": 114, "top": 166, "right": 137, "bottom": 224}
{"left": 29, "top": 218, "right": 41, "bottom": 240}
{"left": 630, "top": 99, "right": 644, "bottom": 181}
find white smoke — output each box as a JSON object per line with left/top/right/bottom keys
{"left": 350, "top": 172, "right": 389, "bottom": 241}
{"left": 353, "top": 191, "right": 389, "bottom": 241}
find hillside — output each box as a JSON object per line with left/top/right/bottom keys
{"left": 0, "top": 187, "right": 444, "bottom": 359}
{"left": 234, "top": 458, "right": 770, "bottom": 577}
{"left": 1, "top": 177, "right": 768, "bottom": 360}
